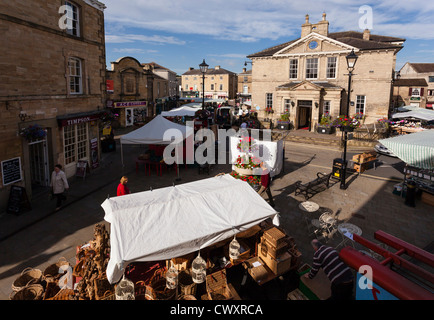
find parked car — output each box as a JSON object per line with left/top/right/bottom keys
{"left": 374, "top": 143, "right": 397, "bottom": 157}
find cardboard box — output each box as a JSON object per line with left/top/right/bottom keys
{"left": 258, "top": 243, "right": 292, "bottom": 275}
{"left": 260, "top": 236, "right": 288, "bottom": 259}
{"left": 353, "top": 161, "right": 374, "bottom": 173}
{"left": 421, "top": 191, "right": 434, "bottom": 207}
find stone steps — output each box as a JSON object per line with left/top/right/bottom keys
{"left": 283, "top": 133, "right": 378, "bottom": 148}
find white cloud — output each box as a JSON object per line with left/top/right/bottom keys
{"left": 101, "top": 0, "right": 434, "bottom": 41}
{"left": 105, "top": 34, "right": 186, "bottom": 45}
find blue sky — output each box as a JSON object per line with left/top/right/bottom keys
{"left": 103, "top": 0, "right": 434, "bottom": 75}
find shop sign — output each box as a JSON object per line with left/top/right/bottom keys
{"left": 1, "top": 157, "right": 22, "bottom": 186}
{"left": 90, "top": 138, "right": 99, "bottom": 169}
{"left": 114, "top": 101, "right": 147, "bottom": 108}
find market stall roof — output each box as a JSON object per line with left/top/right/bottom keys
{"left": 120, "top": 114, "right": 193, "bottom": 145}
{"left": 379, "top": 130, "right": 434, "bottom": 169}
{"left": 161, "top": 105, "right": 201, "bottom": 117}
{"left": 101, "top": 174, "right": 279, "bottom": 283}
{"left": 392, "top": 108, "right": 434, "bottom": 121}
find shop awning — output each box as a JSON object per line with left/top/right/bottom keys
{"left": 392, "top": 108, "right": 434, "bottom": 121}
{"left": 379, "top": 130, "right": 434, "bottom": 169}
{"left": 101, "top": 174, "right": 279, "bottom": 283}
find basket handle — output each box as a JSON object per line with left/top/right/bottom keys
{"left": 21, "top": 267, "right": 34, "bottom": 275}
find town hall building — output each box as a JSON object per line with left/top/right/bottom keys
{"left": 247, "top": 13, "right": 405, "bottom": 131}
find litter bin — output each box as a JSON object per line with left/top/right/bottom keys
{"left": 332, "top": 158, "right": 344, "bottom": 179}
{"left": 405, "top": 180, "right": 416, "bottom": 207}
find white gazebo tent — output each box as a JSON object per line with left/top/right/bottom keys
{"left": 119, "top": 114, "right": 194, "bottom": 166}
{"left": 101, "top": 174, "right": 280, "bottom": 284}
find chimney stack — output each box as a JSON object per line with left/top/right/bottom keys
{"left": 363, "top": 28, "right": 370, "bottom": 41}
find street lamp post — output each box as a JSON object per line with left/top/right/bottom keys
{"left": 199, "top": 59, "right": 209, "bottom": 111}
{"left": 340, "top": 49, "right": 358, "bottom": 190}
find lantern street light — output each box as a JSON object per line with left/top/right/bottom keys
{"left": 340, "top": 49, "right": 358, "bottom": 190}
{"left": 199, "top": 59, "right": 209, "bottom": 110}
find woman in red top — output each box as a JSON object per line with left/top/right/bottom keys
{"left": 117, "top": 176, "right": 130, "bottom": 196}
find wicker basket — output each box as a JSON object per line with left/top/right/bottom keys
{"left": 11, "top": 267, "right": 42, "bottom": 292}
{"left": 10, "top": 283, "right": 44, "bottom": 300}
{"left": 46, "top": 289, "right": 76, "bottom": 300}
{"left": 179, "top": 294, "right": 197, "bottom": 300}
{"left": 43, "top": 257, "right": 71, "bottom": 282}
{"left": 94, "top": 276, "right": 114, "bottom": 300}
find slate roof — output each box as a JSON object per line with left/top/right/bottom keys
{"left": 182, "top": 67, "right": 236, "bottom": 76}
{"left": 394, "top": 78, "right": 428, "bottom": 87}
{"left": 247, "top": 30, "right": 404, "bottom": 58}
{"left": 407, "top": 63, "right": 434, "bottom": 73}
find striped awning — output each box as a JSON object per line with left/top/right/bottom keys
{"left": 379, "top": 130, "right": 434, "bottom": 169}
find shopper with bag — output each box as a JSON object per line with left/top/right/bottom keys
{"left": 50, "top": 164, "right": 69, "bottom": 210}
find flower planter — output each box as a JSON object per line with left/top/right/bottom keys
{"left": 339, "top": 126, "right": 355, "bottom": 132}
{"left": 276, "top": 122, "right": 290, "bottom": 130}
{"left": 317, "top": 126, "right": 334, "bottom": 134}
{"left": 234, "top": 167, "right": 262, "bottom": 176}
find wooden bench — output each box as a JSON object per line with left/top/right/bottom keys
{"left": 294, "top": 172, "right": 332, "bottom": 200}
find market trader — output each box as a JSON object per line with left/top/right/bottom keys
{"left": 304, "top": 239, "right": 354, "bottom": 300}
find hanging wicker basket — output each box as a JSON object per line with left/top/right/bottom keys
{"left": 10, "top": 283, "right": 44, "bottom": 300}
{"left": 11, "top": 267, "right": 43, "bottom": 292}
{"left": 43, "top": 257, "right": 71, "bottom": 282}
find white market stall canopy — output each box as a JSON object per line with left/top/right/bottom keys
{"left": 392, "top": 108, "right": 434, "bottom": 122}
{"left": 161, "top": 105, "right": 201, "bottom": 117}
{"left": 120, "top": 114, "right": 194, "bottom": 145}
{"left": 101, "top": 174, "right": 279, "bottom": 284}
{"left": 379, "top": 130, "right": 434, "bottom": 169}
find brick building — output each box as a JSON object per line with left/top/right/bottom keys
{"left": 0, "top": 0, "right": 106, "bottom": 210}
{"left": 247, "top": 13, "right": 405, "bottom": 130}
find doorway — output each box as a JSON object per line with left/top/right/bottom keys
{"left": 297, "top": 100, "right": 312, "bottom": 130}
{"left": 28, "top": 139, "right": 50, "bottom": 192}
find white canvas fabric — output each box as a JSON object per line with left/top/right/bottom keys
{"left": 120, "top": 114, "right": 194, "bottom": 145}
{"left": 161, "top": 106, "right": 201, "bottom": 117}
{"left": 101, "top": 174, "right": 279, "bottom": 284}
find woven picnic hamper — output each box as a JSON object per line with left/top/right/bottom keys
{"left": 46, "top": 289, "right": 76, "bottom": 300}
{"left": 11, "top": 267, "right": 42, "bottom": 292}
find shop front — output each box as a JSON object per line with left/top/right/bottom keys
{"left": 113, "top": 101, "right": 148, "bottom": 127}
{"left": 57, "top": 110, "right": 105, "bottom": 178}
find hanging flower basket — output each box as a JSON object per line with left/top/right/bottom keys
{"left": 19, "top": 124, "right": 47, "bottom": 142}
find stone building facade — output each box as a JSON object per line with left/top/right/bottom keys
{"left": 398, "top": 63, "right": 434, "bottom": 109}
{"left": 181, "top": 66, "right": 238, "bottom": 100}
{"left": 106, "top": 57, "right": 173, "bottom": 127}
{"left": 237, "top": 67, "right": 252, "bottom": 103}
{"left": 0, "top": 0, "right": 106, "bottom": 210}
{"left": 247, "top": 13, "right": 405, "bottom": 131}
{"left": 392, "top": 78, "right": 428, "bottom": 110}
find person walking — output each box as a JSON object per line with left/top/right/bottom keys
{"left": 117, "top": 176, "right": 130, "bottom": 196}
{"left": 50, "top": 164, "right": 69, "bottom": 210}
{"left": 304, "top": 239, "right": 354, "bottom": 300}
{"left": 257, "top": 162, "right": 275, "bottom": 207}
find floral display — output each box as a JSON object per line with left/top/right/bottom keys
{"left": 332, "top": 115, "right": 362, "bottom": 129}
{"left": 19, "top": 124, "right": 47, "bottom": 141}
{"left": 234, "top": 154, "right": 261, "bottom": 170}
{"left": 265, "top": 107, "right": 274, "bottom": 114}
{"left": 230, "top": 170, "right": 261, "bottom": 188}
{"left": 236, "top": 136, "right": 258, "bottom": 153}
{"left": 277, "top": 110, "right": 290, "bottom": 123}
{"left": 318, "top": 113, "right": 332, "bottom": 128}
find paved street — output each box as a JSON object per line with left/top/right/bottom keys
{"left": 0, "top": 135, "right": 433, "bottom": 300}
